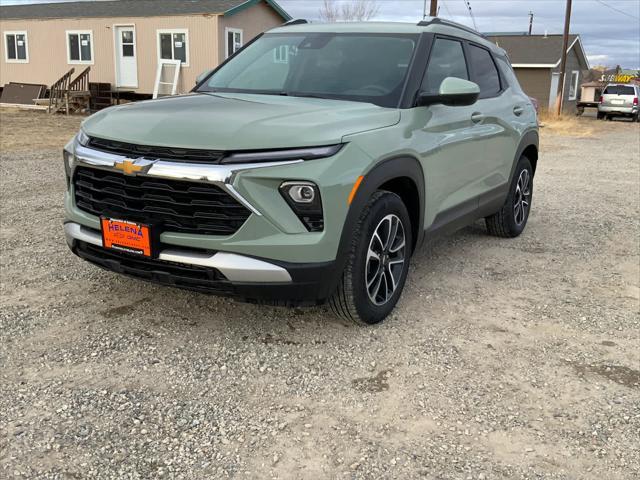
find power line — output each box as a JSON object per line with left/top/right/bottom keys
{"left": 440, "top": 0, "right": 453, "bottom": 18}
{"left": 593, "top": 0, "right": 640, "bottom": 20}
{"left": 462, "top": 0, "right": 478, "bottom": 30}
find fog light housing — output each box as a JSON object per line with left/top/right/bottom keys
{"left": 279, "top": 181, "right": 324, "bottom": 232}
{"left": 287, "top": 184, "right": 316, "bottom": 203}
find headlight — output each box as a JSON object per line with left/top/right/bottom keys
{"left": 279, "top": 181, "right": 323, "bottom": 232}
{"left": 76, "top": 129, "right": 90, "bottom": 147}
{"left": 221, "top": 144, "right": 343, "bottom": 165}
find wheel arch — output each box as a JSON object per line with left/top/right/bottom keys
{"left": 511, "top": 130, "right": 539, "bottom": 182}
{"left": 332, "top": 155, "right": 425, "bottom": 290}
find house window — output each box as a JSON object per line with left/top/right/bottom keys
{"left": 158, "top": 29, "right": 188, "bottom": 65}
{"left": 568, "top": 70, "right": 579, "bottom": 100}
{"left": 4, "top": 31, "right": 28, "bottom": 63}
{"left": 67, "top": 31, "right": 93, "bottom": 63}
{"left": 226, "top": 28, "right": 243, "bottom": 58}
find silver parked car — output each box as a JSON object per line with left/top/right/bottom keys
{"left": 597, "top": 83, "right": 639, "bottom": 122}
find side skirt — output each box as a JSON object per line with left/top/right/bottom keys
{"left": 423, "top": 184, "right": 508, "bottom": 242}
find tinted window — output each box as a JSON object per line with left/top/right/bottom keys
{"left": 200, "top": 33, "right": 418, "bottom": 108}
{"left": 422, "top": 38, "right": 468, "bottom": 94}
{"left": 496, "top": 56, "right": 519, "bottom": 90}
{"left": 6, "top": 34, "right": 16, "bottom": 59}
{"left": 468, "top": 44, "right": 501, "bottom": 97}
{"left": 173, "top": 33, "right": 186, "bottom": 63}
{"left": 604, "top": 85, "right": 635, "bottom": 95}
{"left": 16, "top": 34, "right": 26, "bottom": 59}
{"left": 80, "top": 33, "right": 92, "bottom": 61}
{"left": 68, "top": 34, "right": 80, "bottom": 61}
{"left": 160, "top": 33, "right": 172, "bottom": 59}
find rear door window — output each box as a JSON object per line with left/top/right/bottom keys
{"left": 603, "top": 85, "right": 635, "bottom": 95}
{"left": 468, "top": 44, "right": 501, "bottom": 98}
{"left": 422, "top": 38, "right": 468, "bottom": 94}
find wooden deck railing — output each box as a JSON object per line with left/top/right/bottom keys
{"left": 68, "top": 66, "right": 91, "bottom": 93}
{"left": 48, "top": 68, "right": 74, "bottom": 113}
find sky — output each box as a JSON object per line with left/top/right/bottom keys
{"left": 3, "top": 0, "right": 639, "bottom": 69}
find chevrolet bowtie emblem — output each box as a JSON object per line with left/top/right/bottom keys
{"left": 114, "top": 159, "right": 150, "bottom": 175}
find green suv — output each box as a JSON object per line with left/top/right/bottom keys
{"left": 63, "top": 19, "right": 538, "bottom": 324}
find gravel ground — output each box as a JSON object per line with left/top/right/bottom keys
{"left": 1, "top": 109, "right": 639, "bottom": 479}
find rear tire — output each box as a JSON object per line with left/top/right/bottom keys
{"left": 330, "top": 191, "right": 412, "bottom": 325}
{"left": 597, "top": 112, "right": 605, "bottom": 120}
{"left": 485, "top": 156, "right": 533, "bottom": 238}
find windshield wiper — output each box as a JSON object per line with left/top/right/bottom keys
{"left": 285, "top": 92, "right": 330, "bottom": 100}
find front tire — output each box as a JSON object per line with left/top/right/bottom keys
{"left": 485, "top": 156, "right": 533, "bottom": 238}
{"left": 330, "top": 191, "right": 412, "bottom": 325}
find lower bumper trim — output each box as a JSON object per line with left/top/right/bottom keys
{"left": 64, "top": 222, "right": 292, "bottom": 283}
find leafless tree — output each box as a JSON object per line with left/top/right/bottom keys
{"left": 319, "top": 0, "right": 380, "bottom": 22}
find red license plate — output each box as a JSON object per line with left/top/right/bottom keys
{"left": 101, "top": 218, "right": 152, "bottom": 257}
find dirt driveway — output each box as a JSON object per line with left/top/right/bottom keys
{"left": 1, "top": 109, "right": 638, "bottom": 479}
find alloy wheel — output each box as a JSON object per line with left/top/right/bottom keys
{"left": 514, "top": 169, "right": 531, "bottom": 226}
{"left": 365, "top": 214, "right": 406, "bottom": 306}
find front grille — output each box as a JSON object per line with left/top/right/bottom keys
{"left": 87, "top": 136, "right": 225, "bottom": 163}
{"left": 76, "top": 241, "right": 234, "bottom": 295}
{"left": 73, "top": 167, "right": 251, "bottom": 236}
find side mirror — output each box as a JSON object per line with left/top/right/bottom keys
{"left": 195, "top": 68, "right": 214, "bottom": 85}
{"left": 417, "top": 77, "right": 480, "bottom": 107}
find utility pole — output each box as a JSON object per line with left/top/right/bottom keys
{"left": 528, "top": 11, "right": 534, "bottom": 35}
{"left": 555, "top": 0, "right": 572, "bottom": 116}
{"left": 430, "top": 0, "right": 438, "bottom": 17}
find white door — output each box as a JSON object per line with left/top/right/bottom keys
{"left": 115, "top": 26, "right": 137, "bottom": 87}
{"left": 548, "top": 72, "right": 560, "bottom": 109}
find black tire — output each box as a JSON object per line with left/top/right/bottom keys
{"left": 597, "top": 112, "right": 605, "bottom": 120}
{"left": 633, "top": 113, "right": 639, "bottom": 123}
{"left": 330, "top": 191, "right": 412, "bottom": 325}
{"left": 485, "top": 156, "right": 533, "bottom": 238}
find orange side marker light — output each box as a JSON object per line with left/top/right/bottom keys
{"left": 348, "top": 175, "right": 364, "bottom": 205}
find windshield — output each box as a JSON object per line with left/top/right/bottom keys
{"left": 197, "top": 32, "right": 419, "bottom": 108}
{"left": 603, "top": 85, "right": 635, "bottom": 95}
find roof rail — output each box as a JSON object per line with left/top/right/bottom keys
{"left": 283, "top": 19, "right": 308, "bottom": 26}
{"left": 418, "top": 17, "right": 486, "bottom": 38}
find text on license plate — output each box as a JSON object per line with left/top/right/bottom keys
{"left": 101, "top": 217, "right": 152, "bottom": 256}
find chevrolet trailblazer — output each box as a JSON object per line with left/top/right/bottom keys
{"left": 63, "top": 19, "right": 539, "bottom": 324}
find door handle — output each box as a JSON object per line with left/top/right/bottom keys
{"left": 471, "top": 112, "right": 484, "bottom": 124}
{"left": 513, "top": 105, "right": 524, "bottom": 116}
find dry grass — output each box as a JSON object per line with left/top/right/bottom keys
{"left": 0, "top": 108, "right": 84, "bottom": 152}
{"left": 538, "top": 109, "right": 595, "bottom": 138}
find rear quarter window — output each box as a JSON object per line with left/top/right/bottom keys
{"left": 468, "top": 44, "right": 501, "bottom": 98}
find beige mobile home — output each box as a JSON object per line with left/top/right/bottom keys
{"left": 0, "top": 0, "right": 291, "bottom": 98}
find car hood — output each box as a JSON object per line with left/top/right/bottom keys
{"left": 82, "top": 93, "right": 400, "bottom": 151}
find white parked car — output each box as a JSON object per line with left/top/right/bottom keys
{"left": 597, "top": 83, "right": 639, "bottom": 122}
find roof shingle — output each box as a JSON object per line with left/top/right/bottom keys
{"left": 486, "top": 34, "right": 578, "bottom": 65}
{"left": 0, "top": 0, "right": 290, "bottom": 20}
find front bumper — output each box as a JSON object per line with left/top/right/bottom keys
{"left": 63, "top": 137, "right": 374, "bottom": 303}
{"left": 65, "top": 221, "right": 337, "bottom": 305}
